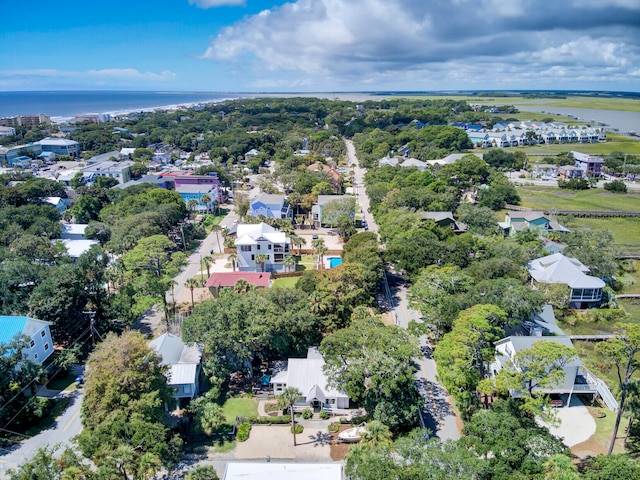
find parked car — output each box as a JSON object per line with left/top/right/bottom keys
{"left": 312, "top": 233, "right": 318, "bottom": 240}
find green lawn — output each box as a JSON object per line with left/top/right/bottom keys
{"left": 516, "top": 186, "right": 640, "bottom": 211}
{"left": 559, "top": 217, "right": 640, "bottom": 254}
{"left": 391, "top": 95, "right": 640, "bottom": 112}
{"left": 221, "top": 397, "right": 259, "bottom": 424}
{"left": 47, "top": 372, "right": 79, "bottom": 392}
{"left": 272, "top": 277, "right": 299, "bottom": 288}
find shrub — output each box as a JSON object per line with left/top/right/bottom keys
{"left": 302, "top": 408, "right": 313, "bottom": 419}
{"left": 252, "top": 415, "right": 291, "bottom": 425}
{"left": 319, "top": 410, "right": 329, "bottom": 420}
{"left": 236, "top": 422, "right": 251, "bottom": 442}
{"left": 350, "top": 414, "right": 370, "bottom": 425}
{"left": 604, "top": 180, "right": 628, "bottom": 193}
{"left": 291, "top": 423, "right": 304, "bottom": 434}
{"left": 328, "top": 422, "right": 340, "bottom": 433}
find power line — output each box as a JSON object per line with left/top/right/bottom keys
{"left": 0, "top": 327, "right": 92, "bottom": 436}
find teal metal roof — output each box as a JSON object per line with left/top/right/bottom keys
{"left": 0, "top": 315, "right": 28, "bottom": 345}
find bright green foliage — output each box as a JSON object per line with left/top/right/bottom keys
{"left": 581, "top": 454, "right": 640, "bottom": 479}
{"left": 0, "top": 336, "right": 48, "bottom": 435}
{"left": 7, "top": 444, "right": 94, "bottom": 480}
{"left": 236, "top": 422, "right": 251, "bottom": 442}
{"left": 121, "top": 234, "right": 186, "bottom": 320}
{"left": 345, "top": 428, "right": 483, "bottom": 480}
{"left": 409, "top": 265, "right": 473, "bottom": 336}
{"left": 183, "top": 288, "right": 322, "bottom": 378}
{"left": 461, "top": 400, "right": 568, "bottom": 479}
{"left": 185, "top": 465, "right": 221, "bottom": 480}
{"left": 595, "top": 323, "right": 640, "bottom": 455}
{"left": 433, "top": 304, "right": 506, "bottom": 419}
{"left": 492, "top": 340, "right": 577, "bottom": 421}
{"left": 321, "top": 317, "right": 420, "bottom": 432}
{"left": 77, "top": 331, "right": 181, "bottom": 477}
{"left": 277, "top": 387, "right": 302, "bottom": 446}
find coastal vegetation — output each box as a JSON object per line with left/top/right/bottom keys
{"left": 4, "top": 95, "right": 640, "bottom": 477}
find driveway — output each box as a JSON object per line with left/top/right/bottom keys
{"left": 537, "top": 396, "right": 596, "bottom": 447}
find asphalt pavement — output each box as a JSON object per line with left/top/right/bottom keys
{"left": 346, "top": 139, "right": 460, "bottom": 441}
{"left": 0, "top": 388, "right": 84, "bottom": 475}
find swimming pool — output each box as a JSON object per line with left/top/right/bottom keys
{"left": 328, "top": 257, "right": 343, "bottom": 268}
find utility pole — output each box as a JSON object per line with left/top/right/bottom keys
{"left": 83, "top": 310, "right": 97, "bottom": 346}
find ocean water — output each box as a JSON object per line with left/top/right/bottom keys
{"left": 0, "top": 91, "right": 244, "bottom": 119}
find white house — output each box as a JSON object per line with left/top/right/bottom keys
{"left": 270, "top": 347, "right": 350, "bottom": 412}
{"left": 0, "top": 315, "right": 54, "bottom": 365}
{"left": 235, "top": 222, "right": 291, "bottom": 272}
{"left": 528, "top": 253, "right": 605, "bottom": 308}
{"left": 149, "top": 333, "right": 203, "bottom": 407}
{"left": 81, "top": 160, "right": 134, "bottom": 184}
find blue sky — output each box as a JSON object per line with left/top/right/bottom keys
{"left": 2, "top": 0, "right": 639, "bottom": 92}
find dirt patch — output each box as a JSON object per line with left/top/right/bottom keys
{"left": 329, "top": 425, "right": 354, "bottom": 461}
{"left": 571, "top": 436, "right": 607, "bottom": 459}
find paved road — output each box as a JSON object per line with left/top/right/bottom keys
{"left": 0, "top": 389, "right": 84, "bottom": 475}
{"left": 505, "top": 173, "right": 640, "bottom": 190}
{"left": 345, "top": 139, "right": 460, "bottom": 441}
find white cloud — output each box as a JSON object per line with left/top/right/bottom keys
{"left": 198, "top": 0, "right": 640, "bottom": 90}
{"left": 0, "top": 68, "right": 176, "bottom": 88}
{"left": 189, "top": 0, "right": 245, "bottom": 8}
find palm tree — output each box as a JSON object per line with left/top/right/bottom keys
{"left": 254, "top": 253, "right": 269, "bottom": 272}
{"left": 228, "top": 253, "right": 238, "bottom": 272}
{"left": 233, "top": 278, "right": 251, "bottom": 294}
{"left": 138, "top": 452, "right": 162, "bottom": 480}
{"left": 210, "top": 224, "right": 223, "bottom": 252}
{"left": 283, "top": 255, "right": 296, "bottom": 273}
{"left": 360, "top": 420, "right": 392, "bottom": 448}
{"left": 185, "top": 277, "right": 200, "bottom": 309}
{"left": 187, "top": 199, "right": 199, "bottom": 218}
{"left": 312, "top": 238, "right": 328, "bottom": 270}
{"left": 277, "top": 387, "right": 302, "bottom": 446}
{"left": 290, "top": 234, "right": 306, "bottom": 255}
{"left": 202, "top": 255, "right": 214, "bottom": 278}
{"left": 200, "top": 194, "right": 212, "bottom": 213}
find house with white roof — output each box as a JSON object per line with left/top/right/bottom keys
{"left": 44, "top": 196, "right": 71, "bottom": 214}
{"left": 149, "top": 333, "right": 203, "bottom": 407}
{"left": 81, "top": 160, "right": 134, "bottom": 184}
{"left": 528, "top": 253, "right": 605, "bottom": 308}
{"left": 61, "top": 223, "right": 88, "bottom": 240}
{"left": 378, "top": 156, "right": 399, "bottom": 167}
{"left": 400, "top": 158, "right": 427, "bottom": 170}
{"left": 270, "top": 347, "right": 350, "bottom": 412}
{"left": 223, "top": 462, "right": 342, "bottom": 480}
{"left": 0, "top": 315, "right": 54, "bottom": 365}
{"left": 235, "top": 222, "right": 291, "bottom": 272}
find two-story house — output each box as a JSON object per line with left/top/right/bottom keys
{"left": 149, "top": 333, "right": 203, "bottom": 408}
{"left": 311, "top": 195, "right": 355, "bottom": 228}
{"left": 249, "top": 193, "right": 292, "bottom": 220}
{"left": 499, "top": 212, "right": 569, "bottom": 237}
{"left": 528, "top": 253, "right": 605, "bottom": 308}
{"left": 235, "top": 222, "right": 291, "bottom": 272}
{"left": 571, "top": 151, "right": 604, "bottom": 178}
{"left": 0, "top": 315, "right": 54, "bottom": 365}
